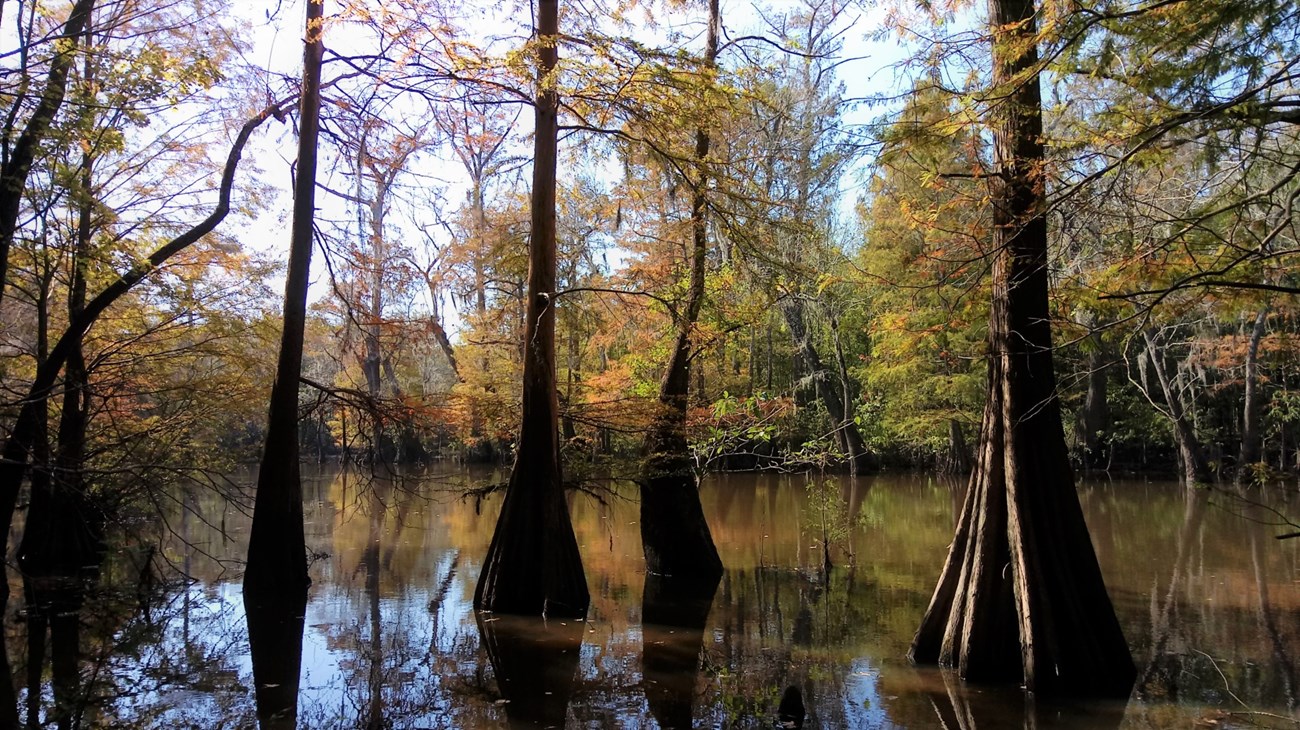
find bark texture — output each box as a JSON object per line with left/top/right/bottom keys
{"left": 474, "top": 0, "right": 589, "bottom": 617}
{"left": 244, "top": 0, "right": 324, "bottom": 594}
{"left": 639, "top": 0, "right": 724, "bottom": 584}
{"left": 910, "top": 0, "right": 1135, "bottom": 697}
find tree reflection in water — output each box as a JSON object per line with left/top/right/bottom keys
{"left": 641, "top": 572, "right": 720, "bottom": 729}
{"left": 4, "top": 471, "right": 1298, "bottom": 728}
{"left": 244, "top": 588, "right": 307, "bottom": 730}
{"left": 476, "top": 612, "right": 584, "bottom": 728}
{"left": 924, "top": 670, "right": 1127, "bottom": 730}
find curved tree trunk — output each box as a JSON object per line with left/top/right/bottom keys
{"left": 1142, "top": 329, "right": 1211, "bottom": 485}
{"left": 0, "top": 87, "right": 288, "bottom": 572}
{"left": 910, "top": 0, "right": 1135, "bottom": 697}
{"left": 639, "top": 0, "right": 723, "bottom": 585}
{"left": 474, "top": 0, "right": 589, "bottom": 618}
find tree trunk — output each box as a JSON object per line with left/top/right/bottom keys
{"left": 474, "top": 0, "right": 589, "bottom": 617}
{"left": 780, "top": 298, "right": 869, "bottom": 472}
{"left": 19, "top": 88, "right": 100, "bottom": 578}
{"left": 910, "top": 0, "right": 1134, "bottom": 697}
{"left": 244, "top": 0, "right": 324, "bottom": 594}
{"left": 0, "top": 0, "right": 95, "bottom": 310}
{"left": 362, "top": 156, "right": 387, "bottom": 464}
{"left": 1237, "top": 307, "right": 1269, "bottom": 485}
{"left": 639, "top": 0, "right": 723, "bottom": 586}
{"left": 1142, "top": 329, "right": 1211, "bottom": 485}
{"left": 941, "top": 419, "right": 970, "bottom": 475}
{"left": 828, "top": 310, "right": 865, "bottom": 475}
{"left": 1079, "top": 339, "right": 1110, "bottom": 470}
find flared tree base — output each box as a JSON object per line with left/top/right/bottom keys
{"left": 474, "top": 467, "right": 589, "bottom": 618}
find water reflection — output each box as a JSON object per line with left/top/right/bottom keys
{"left": 922, "top": 671, "right": 1127, "bottom": 730}
{"left": 477, "top": 613, "right": 583, "bottom": 729}
{"left": 245, "top": 589, "right": 307, "bottom": 729}
{"left": 22, "top": 577, "right": 84, "bottom": 730}
{"left": 641, "top": 573, "right": 719, "bottom": 729}
{"left": 6, "top": 469, "right": 1299, "bottom": 728}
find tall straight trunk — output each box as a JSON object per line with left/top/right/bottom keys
{"left": 1238, "top": 307, "right": 1269, "bottom": 485}
{"left": 244, "top": 0, "right": 324, "bottom": 594}
{"left": 748, "top": 325, "right": 757, "bottom": 396}
{"left": 474, "top": 0, "right": 589, "bottom": 617}
{"left": 910, "top": 0, "right": 1134, "bottom": 696}
{"left": 1142, "top": 329, "right": 1211, "bottom": 485}
{"left": 639, "top": 0, "right": 723, "bottom": 585}
{"left": 362, "top": 168, "right": 387, "bottom": 463}
{"left": 828, "top": 310, "right": 865, "bottom": 474}
{"left": 0, "top": 0, "right": 95, "bottom": 309}
{"left": 941, "top": 419, "right": 970, "bottom": 475}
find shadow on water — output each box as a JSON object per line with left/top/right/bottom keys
{"left": 244, "top": 588, "right": 307, "bottom": 730}
{"left": 641, "top": 572, "right": 720, "bottom": 729}
{"left": 476, "top": 612, "right": 584, "bottom": 729}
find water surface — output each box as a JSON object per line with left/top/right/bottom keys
{"left": 14, "top": 468, "right": 1300, "bottom": 728}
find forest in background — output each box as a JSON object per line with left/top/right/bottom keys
{"left": 0, "top": 0, "right": 1297, "bottom": 512}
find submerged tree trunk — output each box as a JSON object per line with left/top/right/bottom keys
{"left": 244, "top": 0, "right": 324, "bottom": 594}
{"left": 641, "top": 572, "right": 720, "bottom": 729}
{"left": 639, "top": 0, "right": 723, "bottom": 585}
{"left": 246, "top": 590, "right": 307, "bottom": 730}
{"left": 910, "top": 0, "right": 1135, "bottom": 697}
{"left": 474, "top": 0, "right": 589, "bottom": 618}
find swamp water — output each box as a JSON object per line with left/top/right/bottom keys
{"left": 9, "top": 468, "right": 1300, "bottom": 728}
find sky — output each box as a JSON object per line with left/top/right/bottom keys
{"left": 226, "top": 0, "right": 920, "bottom": 336}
